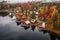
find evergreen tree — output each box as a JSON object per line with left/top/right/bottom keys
{"left": 31, "top": 11, "right": 35, "bottom": 19}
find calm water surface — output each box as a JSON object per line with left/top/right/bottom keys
{"left": 0, "top": 14, "right": 60, "bottom": 40}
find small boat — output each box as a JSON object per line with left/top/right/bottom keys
{"left": 9, "top": 12, "right": 14, "bottom": 18}
{"left": 39, "top": 21, "right": 46, "bottom": 28}
{"left": 21, "top": 20, "right": 30, "bottom": 27}
{"left": 15, "top": 17, "right": 22, "bottom": 25}
{"left": 15, "top": 13, "right": 26, "bottom": 25}
{"left": 21, "top": 21, "right": 30, "bottom": 30}
{"left": 30, "top": 19, "right": 38, "bottom": 26}
{"left": 21, "top": 23, "right": 30, "bottom": 30}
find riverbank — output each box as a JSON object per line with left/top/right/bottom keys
{"left": 37, "top": 23, "right": 60, "bottom": 38}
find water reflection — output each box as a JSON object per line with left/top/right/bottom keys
{"left": 31, "top": 26, "right": 36, "bottom": 31}
{"left": 16, "top": 22, "right": 21, "bottom": 26}
{"left": 21, "top": 26, "right": 30, "bottom": 30}
{"left": 49, "top": 33, "right": 56, "bottom": 40}
{"left": 0, "top": 15, "right": 60, "bottom": 40}
{"left": 49, "top": 33, "right": 60, "bottom": 40}
{"left": 0, "top": 12, "right": 8, "bottom": 17}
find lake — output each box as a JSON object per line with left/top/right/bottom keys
{"left": 0, "top": 15, "right": 60, "bottom": 40}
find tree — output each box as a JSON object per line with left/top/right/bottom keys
{"left": 0, "top": 1, "right": 7, "bottom": 10}
{"left": 26, "top": 3, "right": 31, "bottom": 10}
{"left": 31, "top": 11, "right": 35, "bottom": 19}
{"left": 57, "top": 13, "right": 60, "bottom": 28}
{"left": 53, "top": 10, "right": 60, "bottom": 29}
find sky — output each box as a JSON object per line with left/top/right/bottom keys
{"left": 0, "top": 0, "right": 60, "bottom": 3}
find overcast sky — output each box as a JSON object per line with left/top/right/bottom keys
{"left": 0, "top": 0, "right": 60, "bottom": 3}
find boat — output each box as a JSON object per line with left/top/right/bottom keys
{"left": 15, "top": 17, "right": 22, "bottom": 25}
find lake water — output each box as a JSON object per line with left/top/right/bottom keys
{"left": 0, "top": 15, "right": 60, "bottom": 40}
